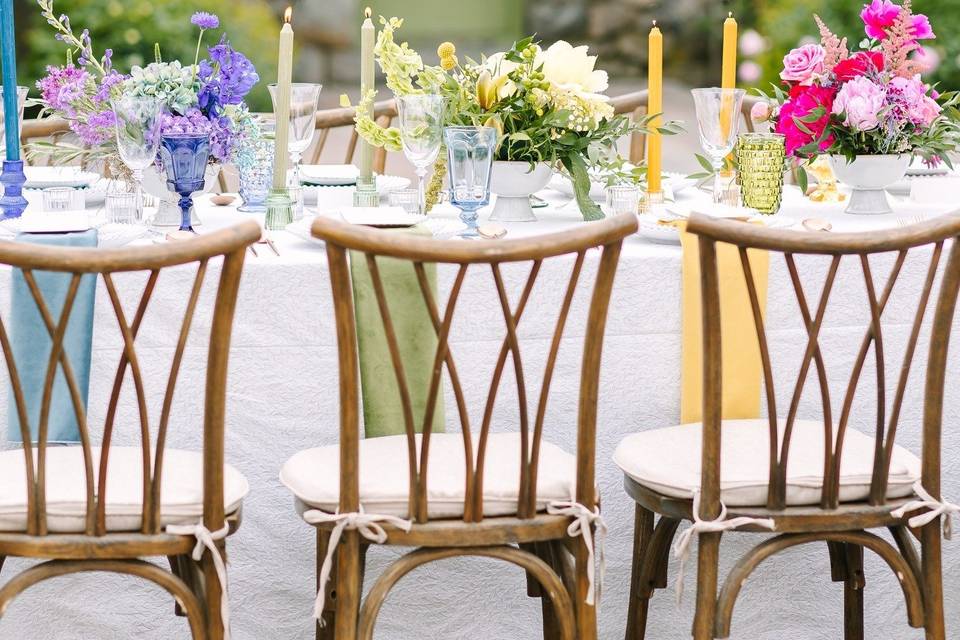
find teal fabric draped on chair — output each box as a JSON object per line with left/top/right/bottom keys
{"left": 7, "top": 229, "right": 98, "bottom": 443}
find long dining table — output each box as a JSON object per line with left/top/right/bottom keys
{"left": 1, "top": 182, "right": 959, "bottom": 639}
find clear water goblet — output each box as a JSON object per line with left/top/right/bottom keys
{"left": 111, "top": 95, "right": 163, "bottom": 222}
{"left": 444, "top": 125, "right": 496, "bottom": 236}
{"left": 398, "top": 94, "right": 444, "bottom": 215}
{"left": 268, "top": 83, "right": 322, "bottom": 187}
{"left": 691, "top": 87, "right": 746, "bottom": 204}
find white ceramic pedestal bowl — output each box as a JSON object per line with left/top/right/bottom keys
{"left": 489, "top": 161, "right": 553, "bottom": 222}
{"left": 829, "top": 154, "right": 910, "bottom": 215}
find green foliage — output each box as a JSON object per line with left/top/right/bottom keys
{"left": 22, "top": 0, "right": 280, "bottom": 111}
{"left": 739, "top": 0, "right": 960, "bottom": 94}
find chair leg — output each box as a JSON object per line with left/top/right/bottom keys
{"left": 526, "top": 541, "right": 564, "bottom": 640}
{"left": 692, "top": 532, "right": 720, "bottom": 640}
{"left": 570, "top": 534, "right": 598, "bottom": 640}
{"left": 201, "top": 539, "right": 228, "bottom": 640}
{"left": 625, "top": 504, "right": 656, "bottom": 640}
{"left": 316, "top": 529, "right": 370, "bottom": 640}
{"left": 332, "top": 530, "right": 366, "bottom": 640}
{"left": 828, "top": 541, "right": 865, "bottom": 640}
{"left": 920, "top": 526, "right": 945, "bottom": 640}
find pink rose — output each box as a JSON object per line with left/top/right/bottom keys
{"left": 750, "top": 100, "right": 772, "bottom": 123}
{"left": 780, "top": 44, "right": 826, "bottom": 85}
{"left": 833, "top": 76, "right": 886, "bottom": 131}
{"left": 861, "top": 0, "right": 901, "bottom": 40}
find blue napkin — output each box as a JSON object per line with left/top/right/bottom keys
{"left": 7, "top": 229, "right": 98, "bottom": 443}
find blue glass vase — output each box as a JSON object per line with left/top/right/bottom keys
{"left": 444, "top": 126, "right": 496, "bottom": 237}
{"left": 159, "top": 134, "right": 211, "bottom": 232}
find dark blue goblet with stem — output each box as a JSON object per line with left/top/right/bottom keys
{"left": 159, "top": 134, "right": 211, "bottom": 232}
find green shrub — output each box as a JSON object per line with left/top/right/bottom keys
{"left": 21, "top": 0, "right": 280, "bottom": 111}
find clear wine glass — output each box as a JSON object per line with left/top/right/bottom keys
{"left": 691, "top": 87, "right": 746, "bottom": 204}
{"left": 398, "top": 94, "right": 444, "bottom": 215}
{"left": 268, "top": 82, "right": 322, "bottom": 187}
{"left": 111, "top": 95, "right": 163, "bottom": 222}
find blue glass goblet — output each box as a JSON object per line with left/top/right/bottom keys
{"left": 159, "top": 134, "right": 211, "bottom": 232}
{"left": 444, "top": 126, "right": 496, "bottom": 237}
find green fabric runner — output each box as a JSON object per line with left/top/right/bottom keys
{"left": 349, "top": 225, "right": 444, "bottom": 437}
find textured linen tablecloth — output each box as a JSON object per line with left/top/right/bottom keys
{"left": 1, "top": 186, "right": 959, "bottom": 640}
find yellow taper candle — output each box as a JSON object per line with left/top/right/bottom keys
{"left": 721, "top": 12, "right": 737, "bottom": 89}
{"left": 647, "top": 21, "right": 663, "bottom": 195}
{"left": 273, "top": 7, "right": 294, "bottom": 189}
{"left": 359, "top": 7, "right": 375, "bottom": 182}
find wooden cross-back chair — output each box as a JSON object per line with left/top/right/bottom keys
{"left": 610, "top": 91, "right": 760, "bottom": 164}
{"left": 0, "top": 222, "right": 260, "bottom": 639}
{"left": 20, "top": 117, "right": 75, "bottom": 167}
{"left": 619, "top": 213, "right": 960, "bottom": 640}
{"left": 280, "top": 213, "right": 637, "bottom": 640}
{"left": 303, "top": 99, "right": 397, "bottom": 173}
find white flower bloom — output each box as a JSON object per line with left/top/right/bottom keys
{"left": 537, "top": 41, "right": 609, "bottom": 95}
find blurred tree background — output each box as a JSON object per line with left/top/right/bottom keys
{"left": 13, "top": 0, "right": 280, "bottom": 111}
{"left": 6, "top": 0, "right": 958, "bottom": 113}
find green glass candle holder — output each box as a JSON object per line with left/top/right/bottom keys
{"left": 736, "top": 133, "right": 786, "bottom": 215}
{"left": 265, "top": 187, "right": 294, "bottom": 230}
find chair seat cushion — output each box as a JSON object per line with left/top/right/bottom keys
{"left": 614, "top": 419, "right": 921, "bottom": 507}
{"left": 280, "top": 432, "right": 577, "bottom": 519}
{"left": 0, "top": 446, "right": 249, "bottom": 533}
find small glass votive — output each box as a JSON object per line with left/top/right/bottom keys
{"left": 389, "top": 188, "right": 421, "bottom": 216}
{"left": 105, "top": 192, "right": 139, "bottom": 224}
{"left": 42, "top": 187, "right": 82, "bottom": 212}
{"left": 287, "top": 185, "right": 305, "bottom": 220}
{"left": 606, "top": 184, "right": 640, "bottom": 216}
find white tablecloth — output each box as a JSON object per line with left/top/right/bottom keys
{"left": 2, "top": 184, "right": 959, "bottom": 640}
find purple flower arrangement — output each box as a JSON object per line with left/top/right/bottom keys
{"left": 33, "top": 3, "right": 259, "bottom": 166}
{"left": 755, "top": 0, "right": 960, "bottom": 169}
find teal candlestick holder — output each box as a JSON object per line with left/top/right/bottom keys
{"left": 265, "top": 187, "right": 294, "bottom": 230}
{"left": 353, "top": 174, "right": 379, "bottom": 207}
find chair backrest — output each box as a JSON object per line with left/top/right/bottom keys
{"left": 610, "top": 91, "right": 759, "bottom": 164}
{"left": 311, "top": 214, "right": 637, "bottom": 523}
{"left": 21, "top": 117, "right": 75, "bottom": 167}
{"left": 0, "top": 222, "right": 260, "bottom": 537}
{"left": 304, "top": 99, "right": 397, "bottom": 172}
{"left": 686, "top": 213, "right": 960, "bottom": 517}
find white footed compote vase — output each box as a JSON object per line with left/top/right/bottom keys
{"left": 829, "top": 154, "right": 910, "bottom": 215}
{"left": 489, "top": 161, "right": 553, "bottom": 222}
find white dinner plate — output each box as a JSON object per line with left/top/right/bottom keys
{"left": 19, "top": 211, "right": 92, "bottom": 234}
{"left": 23, "top": 166, "right": 101, "bottom": 190}
{"left": 300, "top": 164, "right": 361, "bottom": 186}
{"left": 548, "top": 170, "right": 690, "bottom": 202}
{"left": 340, "top": 206, "right": 424, "bottom": 227}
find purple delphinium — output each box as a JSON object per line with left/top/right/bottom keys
{"left": 36, "top": 64, "right": 91, "bottom": 116}
{"left": 93, "top": 69, "right": 126, "bottom": 104}
{"left": 191, "top": 12, "right": 220, "bottom": 30}
{"left": 197, "top": 36, "right": 259, "bottom": 115}
{"left": 71, "top": 109, "right": 118, "bottom": 147}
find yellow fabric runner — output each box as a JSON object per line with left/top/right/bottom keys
{"left": 678, "top": 222, "right": 769, "bottom": 423}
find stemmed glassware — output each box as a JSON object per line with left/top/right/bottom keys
{"left": 398, "top": 94, "right": 444, "bottom": 215}
{"left": 111, "top": 95, "right": 163, "bottom": 222}
{"left": 691, "top": 87, "right": 746, "bottom": 204}
{"left": 268, "top": 82, "right": 322, "bottom": 187}
{"left": 444, "top": 126, "right": 496, "bottom": 236}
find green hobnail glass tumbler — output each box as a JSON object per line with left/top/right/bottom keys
{"left": 736, "top": 133, "right": 786, "bottom": 215}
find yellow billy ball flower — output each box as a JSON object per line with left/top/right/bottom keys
{"left": 437, "top": 42, "right": 456, "bottom": 59}
{"left": 440, "top": 55, "right": 458, "bottom": 71}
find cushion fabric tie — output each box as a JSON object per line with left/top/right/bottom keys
{"left": 672, "top": 493, "right": 775, "bottom": 604}
{"left": 166, "top": 523, "right": 231, "bottom": 638}
{"left": 892, "top": 481, "right": 960, "bottom": 540}
{"left": 303, "top": 508, "right": 412, "bottom": 623}
{"left": 546, "top": 500, "right": 606, "bottom": 607}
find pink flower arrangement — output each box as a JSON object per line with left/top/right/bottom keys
{"left": 761, "top": 0, "right": 958, "bottom": 164}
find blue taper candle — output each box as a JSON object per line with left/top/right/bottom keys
{"left": 1, "top": 0, "right": 20, "bottom": 160}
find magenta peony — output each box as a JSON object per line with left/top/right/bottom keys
{"left": 832, "top": 76, "right": 886, "bottom": 131}
{"left": 775, "top": 85, "right": 835, "bottom": 156}
{"left": 910, "top": 14, "right": 935, "bottom": 40}
{"left": 779, "top": 44, "right": 826, "bottom": 85}
{"left": 861, "top": 0, "right": 901, "bottom": 39}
